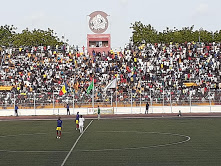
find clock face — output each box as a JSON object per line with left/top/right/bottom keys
{"left": 89, "top": 11, "right": 108, "bottom": 34}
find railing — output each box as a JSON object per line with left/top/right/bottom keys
{"left": 0, "top": 90, "right": 220, "bottom": 110}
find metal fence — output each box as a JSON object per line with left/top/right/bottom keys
{"left": 0, "top": 89, "right": 220, "bottom": 110}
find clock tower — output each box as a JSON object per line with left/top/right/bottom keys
{"left": 87, "top": 11, "right": 111, "bottom": 55}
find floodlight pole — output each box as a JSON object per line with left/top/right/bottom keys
{"left": 199, "top": 28, "right": 203, "bottom": 43}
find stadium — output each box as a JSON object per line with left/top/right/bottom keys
{"left": 1, "top": 1, "right": 221, "bottom": 166}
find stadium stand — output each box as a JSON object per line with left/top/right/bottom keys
{"left": 0, "top": 42, "right": 220, "bottom": 109}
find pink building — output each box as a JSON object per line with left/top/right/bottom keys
{"left": 87, "top": 34, "right": 111, "bottom": 55}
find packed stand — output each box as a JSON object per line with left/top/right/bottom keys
{"left": 0, "top": 42, "right": 221, "bottom": 107}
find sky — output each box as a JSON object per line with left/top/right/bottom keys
{"left": 0, "top": 0, "right": 220, "bottom": 50}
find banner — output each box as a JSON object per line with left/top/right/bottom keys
{"left": 104, "top": 78, "right": 117, "bottom": 91}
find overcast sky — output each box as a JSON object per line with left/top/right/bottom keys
{"left": 0, "top": 0, "right": 220, "bottom": 49}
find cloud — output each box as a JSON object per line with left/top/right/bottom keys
{"left": 196, "top": 3, "right": 209, "bottom": 14}
{"left": 119, "top": 0, "right": 128, "bottom": 6}
{"left": 190, "top": 2, "right": 210, "bottom": 23}
{"left": 22, "top": 12, "right": 47, "bottom": 29}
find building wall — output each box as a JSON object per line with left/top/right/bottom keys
{"left": 87, "top": 34, "right": 111, "bottom": 55}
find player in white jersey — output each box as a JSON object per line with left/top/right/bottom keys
{"left": 79, "top": 115, "right": 85, "bottom": 134}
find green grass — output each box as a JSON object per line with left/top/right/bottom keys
{"left": 0, "top": 118, "right": 221, "bottom": 165}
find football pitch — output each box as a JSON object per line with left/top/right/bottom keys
{"left": 0, "top": 117, "right": 221, "bottom": 166}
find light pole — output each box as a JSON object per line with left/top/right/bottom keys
{"left": 199, "top": 28, "right": 203, "bottom": 43}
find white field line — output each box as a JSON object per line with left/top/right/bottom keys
{"left": 79, "top": 131, "right": 191, "bottom": 152}
{"left": 0, "top": 150, "right": 69, "bottom": 153}
{"left": 1, "top": 116, "right": 221, "bottom": 122}
{"left": 61, "top": 120, "right": 93, "bottom": 166}
{"left": 0, "top": 132, "right": 47, "bottom": 138}
{"left": 0, "top": 133, "right": 45, "bottom": 138}
{"left": 0, "top": 132, "right": 72, "bottom": 138}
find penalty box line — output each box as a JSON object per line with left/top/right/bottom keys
{"left": 61, "top": 120, "right": 94, "bottom": 166}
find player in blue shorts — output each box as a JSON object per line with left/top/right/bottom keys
{"left": 75, "top": 112, "right": 79, "bottom": 130}
{"left": 56, "top": 117, "right": 62, "bottom": 139}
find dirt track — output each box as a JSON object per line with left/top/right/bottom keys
{"left": 1, "top": 113, "right": 221, "bottom": 121}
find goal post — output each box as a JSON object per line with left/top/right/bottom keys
{"left": 87, "top": 107, "right": 114, "bottom": 114}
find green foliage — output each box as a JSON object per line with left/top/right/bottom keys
{"left": 131, "top": 21, "right": 158, "bottom": 45}
{"left": 0, "top": 25, "right": 63, "bottom": 47}
{"left": 131, "top": 21, "right": 220, "bottom": 46}
{"left": 13, "top": 28, "right": 63, "bottom": 47}
{"left": 214, "top": 30, "right": 221, "bottom": 42}
{"left": 0, "top": 25, "right": 16, "bottom": 47}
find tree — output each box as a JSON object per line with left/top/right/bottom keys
{"left": 131, "top": 21, "right": 158, "bottom": 46}
{"left": 0, "top": 24, "right": 63, "bottom": 47}
{"left": 130, "top": 22, "right": 221, "bottom": 45}
{"left": 13, "top": 28, "right": 63, "bottom": 47}
{"left": 0, "top": 25, "right": 16, "bottom": 47}
{"left": 213, "top": 30, "right": 221, "bottom": 42}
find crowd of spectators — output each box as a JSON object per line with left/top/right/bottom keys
{"left": 0, "top": 42, "right": 221, "bottom": 107}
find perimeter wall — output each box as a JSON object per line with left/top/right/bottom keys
{"left": 0, "top": 105, "right": 221, "bottom": 116}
